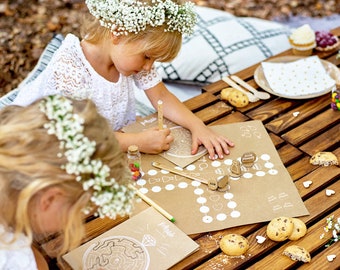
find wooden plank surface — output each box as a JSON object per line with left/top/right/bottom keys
{"left": 281, "top": 109, "right": 340, "bottom": 146}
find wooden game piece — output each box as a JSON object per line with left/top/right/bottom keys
{"left": 241, "top": 151, "right": 257, "bottom": 167}
{"left": 230, "top": 160, "right": 242, "bottom": 177}
{"left": 217, "top": 175, "right": 229, "bottom": 189}
{"left": 208, "top": 179, "right": 218, "bottom": 191}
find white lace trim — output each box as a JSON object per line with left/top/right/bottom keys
{"left": 13, "top": 33, "right": 162, "bottom": 130}
{"left": 0, "top": 226, "right": 38, "bottom": 270}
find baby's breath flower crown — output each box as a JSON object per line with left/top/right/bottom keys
{"left": 39, "top": 95, "right": 135, "bottom": 219}
{"left": 85, "top": 0, "right": 197, "bottom": 36}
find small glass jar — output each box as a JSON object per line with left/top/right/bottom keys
{"left": 127, "top": 145, "right": 142, "bottom": 181}
{"left": 331, "top": 85, "right": 340, "bottom": 111}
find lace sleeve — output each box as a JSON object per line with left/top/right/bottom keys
{"left": 43, "top": 38, "right": 93, "bottom": 100}
{"left": 133, "top": 65, "right": 162, "bottom": 90}
{"left": 12, "top": 34, "right": 93, "bottom": 107}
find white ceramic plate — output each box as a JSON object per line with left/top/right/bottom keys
{"left": 254, "top": 56, "right": 340, "bottom": 99}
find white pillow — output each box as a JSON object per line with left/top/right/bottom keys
{"left": 155, "top": 6, "right": 291, "bottom": 85}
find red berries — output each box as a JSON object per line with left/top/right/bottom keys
{"left": 315, "top": 31, "right": 338, "bottom": 48}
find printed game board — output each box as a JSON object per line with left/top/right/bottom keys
{"left": 132, "top": 120, "right": 309, "bottom": 234}
{"left": 63, "top": 208, "right": 199, "bottom": 270}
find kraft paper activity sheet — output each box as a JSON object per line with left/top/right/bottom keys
{"left": 131, "top": 120, "right": 309, "bottom": 235}
{"left": 63, "top": 207, "right": 199, "bottom": 270}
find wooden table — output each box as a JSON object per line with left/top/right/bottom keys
{"left": 45, "top": 27, "right": 340, "bottom": 270}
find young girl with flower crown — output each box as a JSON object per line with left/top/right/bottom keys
{"left": 0, "top": 95, "right": 135, "bottom": 269}
{"left": 12, "top": 0, "right": 234, "bottom": 160}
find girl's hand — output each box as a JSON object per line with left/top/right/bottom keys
{"left": 191, "top": 126, "right": 234, "bottom": 160}
{"left": 139, "top": 127, "right": 174, "bottom": 154}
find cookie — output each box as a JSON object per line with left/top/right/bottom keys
{"left": 283, "top": 245, "right": 311, "bottom": 263}
{"left": 220, "top": 87, "right": 236, "bottom": 101}
{"left": 219, "top": 234, "right": 249, "bottom": 256}
{"left": 266, "top": 216, "right": 294, "bottom": 242}
{"left": 310, "top": 152, "right": 338, "bottom": 166}
{"left": 227, "top": 89, "right": 249, "bottom": 108}
{"left": 289, "top": 218, "right": 307, "bottom": 240}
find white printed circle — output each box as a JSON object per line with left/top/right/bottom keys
{"left": 186, "top": 164, "right": 196, "bottom": 171}
{"left": 194, "top": 188, "right": 204, "bottom": 195}
{"left": 136, "top": 179, "right": 147, "bottom": 186}
{"left": 197, "top": 197, "right": 207, "bottom": 204}
{"left": 178, "top": 182, "right": 188, "bottom": 188}
{"left": 256, "top": 171, "right": 266, "bottom": 177}
{"left": 224, "top": 159, "right": 233, "bottom": 165}
{"left": 268, "top": 169, "right": 278, "bottom": 175}
{"left": 191, "top": 181, "right": 201, "bottom": 187}
{"left": 231, "top": 210, "right": 241, "bottom": 218}
{"left": 216, "top": 213, "right": 227, "bottom": 221}
{"left": 160, "top": 169, "right": 169, "bottom": 174}
{"left": 243, "top": 172, "right": 253, "bottom": 179}
{"left": 211, "top": 160, "right": 221, "bottom": 167}
{"left": 227, "top": 201, "right": 237, "bottom": 209}
{"left": 151, "top": 186, "right": 161, "bottom": 193}
{"left": 139, "top": 187, "right": 148, "bottom": 194}
{"left": 224, "top": 192, "right": 234, "bottom": 200}
{"left": 165, "top": 184, "right": 175, "bottom": 191}
{"left": 261, "top": 154, "right": 270, "bottom": 161}
{"left": 264, "top": 162, "right": 274, "bottom": 169}
{"left": 202, "top": 216, "right": 213, "bottom": 223}
{"left": 200, "top": 206, "right": 210, "bottom": 213}
{"left": 147, "top": 169, "right": 157, "bottom": 176}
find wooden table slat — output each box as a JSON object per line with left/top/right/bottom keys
{"left": 209, "top": 111, "right": 250, "bottom": 126}
{"left": 194, "top": 181, "right": 340, "bottom": 270}
{"left": 194, "top": 101, "right": 233, "bottom": 124}
{"left": 299, "top": 124, "right": 340, "bottom": 156}
{"left": 277, "top": 143, "right": 304, "bottom": 166}
{"left": 183, "top": 91, "right": 218, "bottom": 111}
{"left": 248, "top": 204, "right": 340, "bottom": 269}
{"left": 264, "top": 94, "right": 331, "bottom": 134}
{"left": 282, "top": 109, "right": 340, "bottom": 146}
{"left": 246, "top": 98, "right": 299, "bottom": 122}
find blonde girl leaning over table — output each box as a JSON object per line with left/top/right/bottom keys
{"left": 0, "top": 95, "right": 135, "bottom": 269}
{"left": 12, "top": 0, "right": 234, "bottom": 159}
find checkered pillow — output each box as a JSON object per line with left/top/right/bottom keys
{"left": 155, "top": 7, "right": 291, "bottom": 85}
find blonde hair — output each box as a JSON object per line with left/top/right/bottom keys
{"left": 80, "top": 10, "right": 182, "bottom": 63}
{"left": 0, "top": 97, "right": 130, "bottom": 261}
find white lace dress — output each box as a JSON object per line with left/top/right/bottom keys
{"left": 12, "top": 33, "right": 162, "bottom": 130}
{"left": 0, "top": 226, "right": 38, "bottom": 270}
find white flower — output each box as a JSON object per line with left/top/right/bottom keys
{"left": 40, "top": 95, "right": 135, "bottom": 219}
{"left": 85, "top": 0, "right": 197, "bottom": 36}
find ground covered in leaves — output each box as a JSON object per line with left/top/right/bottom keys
{"left": 0, "top": 0, "right": 338, "bottom": 96}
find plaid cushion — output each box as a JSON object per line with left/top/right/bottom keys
{"left": 0, "top": 34, "right": 64, "bottom": 109}
{"left": 155, "top": 6, "right": 291, "bottom": 85}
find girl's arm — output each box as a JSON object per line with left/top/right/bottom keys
{"left": 114, "top": 128, "right": 174, "bottom": 154}
{"left": 145, "top": 82, "right": 234, "bottom": 159}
